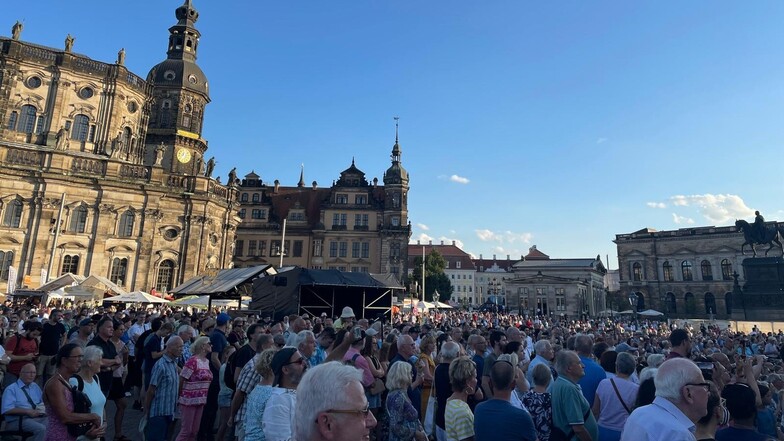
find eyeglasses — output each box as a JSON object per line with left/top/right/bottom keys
{"left": 66, "top": 355, "right": 84, "bottom": 359}
{"left": 685, "top": 382, "right": 711, "bottom": 392}
{"left": 318, "top": 404, "right": 371, "bottom": 422}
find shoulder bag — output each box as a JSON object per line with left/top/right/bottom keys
{"left": 58, "top": 375, "right": 94, "bottom": 437}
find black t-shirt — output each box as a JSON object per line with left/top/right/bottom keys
{"left": 40, "top": 321, "right": 66, "bottom": 356}
{"left": 87, "top": 335, "right": 117, "bottom": 395}
{"left": 233, "top": 343, "right": 256, "bottom": 374}
{"left": 434, "top": 362, "right": 451, "bottom": 430}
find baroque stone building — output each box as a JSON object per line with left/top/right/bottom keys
{"left": 614, "top": 225, "right": 749, "bottom": 319}
{"left": 0, "top": 3, "right": 240, "bottom": 293}
{"left": 233, "top": 134, "right": 411, "bottom": 281}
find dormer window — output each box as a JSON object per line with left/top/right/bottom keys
{"left": 355, "top": 195, "right": 367, "bottom": 205}
{"left": 336, "top": 194, "right": 348, "bottom": 204}
{"left": 288, "top": 211, "right": 305, "bottom": 222}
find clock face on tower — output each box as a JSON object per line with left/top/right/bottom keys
{"left": 176, "top": 148, "right": 192, "bottom": 163}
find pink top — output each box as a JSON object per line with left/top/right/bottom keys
{"left": 44, "top": 383, "right": 76, "bottom": 441}
{"left": 178, "top": 356, "right": 213, "bottom": 406}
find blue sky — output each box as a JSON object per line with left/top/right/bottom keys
{"left": 11, "top": 1, "right": 784, "bottom": 268}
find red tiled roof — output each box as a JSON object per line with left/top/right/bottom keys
{"left": 524, "top": 247, "right": 550, "bottom": 260}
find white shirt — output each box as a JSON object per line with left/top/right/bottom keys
{"left": 620, "top": 396, "right": 696, "bottom": 441}
{"left": 262, "top": 388, "right": 296, "bottom": 441}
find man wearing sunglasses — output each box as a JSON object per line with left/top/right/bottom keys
{"left": 621, "top": 358, "right": 710, "bottom": 441}
{"left": 262, "top": 346, "right": 307, "bottom": 440}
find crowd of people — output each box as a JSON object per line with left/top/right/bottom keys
{"left": 1, "top": 301, "right": 784, "bottom": 441}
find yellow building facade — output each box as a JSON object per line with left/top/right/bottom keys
{"left": 0, "top": 3, "right": 240, "bottom": 293}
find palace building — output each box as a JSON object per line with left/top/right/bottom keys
{"left": 0, "top": 2, "right": 240, "bottom": 293}
{"left": 614, "top": 225, "right": 749, "bottom": 319}
{"left": 233, "top": 134, "right": 412, "bottom": 281}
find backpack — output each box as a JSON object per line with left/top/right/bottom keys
{"left": 60, "top": 375, "right": 96, "bottom": 437}
{"left": 223, "top": 351, "right": 237, "bottom": 390}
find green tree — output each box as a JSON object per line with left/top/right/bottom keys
{"left": 411, "top": 249, "right": 453, "bottom": 302}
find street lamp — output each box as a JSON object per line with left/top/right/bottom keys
{"left": 628, "top": 292, "right": 637, "bottom": 323}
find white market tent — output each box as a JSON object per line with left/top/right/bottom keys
{"left": 104, "top": 291, "right": 170, "bottom": 304}
{"left": 638, "top": 309, "right": 665, "bottom": 316}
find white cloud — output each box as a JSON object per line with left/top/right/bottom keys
{"left": 410, "top": 233, "right": 433, "bottom": 244}
{"left": 672, "top": 213, "right": 695, "bottom": 225}
{"left": 475, "top": 229, "right": 533, "bottom": 244}
{"left": 668, "top": 194, "right": 754, "bottom": 223}
{"left": 474, "top": 229, "right": 533, "bottom": 258}
{"left": 646, "top": 202, "right": 666, "bottom": 209}
{"left": 449, "top": 174, "right": 470, "bottom": 184}
{"left": 596, "top": 138, "right": 608, "bottom": 144}
{"left": 416, "top": 223, "right": 429, "bottom": 231}
{"left": 438, "top": 236, "right": 465, "bottom": 250}
{"left": 476, "top": 229, "right": 497, "bottom": 242}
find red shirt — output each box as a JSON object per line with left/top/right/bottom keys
{"left": 5, "top": 334, "right": 39, "bottom": 376}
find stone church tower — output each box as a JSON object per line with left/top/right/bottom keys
{"left": 145, "top": 0, "right": 210, "bottom": 176}
{"left": 380, "top": 122, "right": 410, "bottom": 280}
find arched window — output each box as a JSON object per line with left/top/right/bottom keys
{"left": 685, "top": 292, "right": 696, "bottom": 315}
{"left": 62, "top": 255, "right": 79, "bottom": 275}
{"left": 69, "top": 206, "right": 88, "bottom": 233}
{"left": 240, "top": 193, "right": 248, "bottom": 202}
{"left": 666, "top": 292, "right": 677, "bottom": 313}
{"left": 663, "top": 261, "right": 673, "bottom": 282}
{"left": 121, "top": 127, "right": 132, "bottom": 150}
{"left": 721, "top": 259, "right": 733, "bottom": 280}
{"left": 156, "top": 260, "right": 175, "bottom": 292}
{"left": 704, "top": 292, "right": 716, "bottom": 315}
{"left": 701, "top": 260, "right": 713, "bottom": 281}
{"left": 71, "top": 114, "right": 89, "bottom": 141}
{"left": 2, "top": 200, "right": 23, "bottom": 228}
{"left": 725, "top": 292, "right": 733, "bottom": 314}
{"left": 252, "top": 193, "right": 260, "bottom": 203}
{"left": 110, "top": 257, "right": 128, "bottom": 285}
{"left": 0, "top": 251, "right": 14, "bottom": 280}
{"left": 119, "top": 211, "right": 134, "bottom": 237}
{"left": 681, "top": 261, "right": 693, "bottom": 281}
{"left": 18, "top": 105, "right": 37, "bottom": 134}
{"left": 7, "top": 111, "right": 18, "bottom": 130}
{"left": 632, "top": 262, "right": 642, "bottom": 281}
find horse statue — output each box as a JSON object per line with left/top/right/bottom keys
{"left": 735, "top": 219, "right": 784, "bottom": 257}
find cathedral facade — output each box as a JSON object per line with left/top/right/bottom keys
{"left": 0, "top": 2, "right": 240, "bottom": 293}
{"left": 233, "top": 135, "right": 411, "bottom": 282}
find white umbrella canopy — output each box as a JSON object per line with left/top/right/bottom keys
{"left": 105, "top": 291, "right": 170, "bottom": 304}
{"left": 638, "top": 309, "right": 664, "bottom": 316}
{"left": 618, "top": 310, "right": 634, "bottom": 315}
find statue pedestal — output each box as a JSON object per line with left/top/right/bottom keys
{"left": 740, "top": 257, "right": 784, "bottom": 320}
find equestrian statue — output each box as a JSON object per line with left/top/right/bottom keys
{"left": 735, "top": 211, "right": 784, "bottom": 257}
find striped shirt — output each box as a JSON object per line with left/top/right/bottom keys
{"left": 445, "top": 399, "right": 473, "bottom": 441}
{"left": 148, "top": 354, "right": 179, "bottom": 418}
{"left": 234, "top": 353, "right": 262, "bottom": 425}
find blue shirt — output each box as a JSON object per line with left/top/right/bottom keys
{"left": 209, "top": 329, "right": 228, "bottom": 376}
{"left": 308, "top": 344, "right": 327, "bottom": 368}
{"left": 1, "top": 380, "right": 43, "bottom": 424}
{"left": 149, "top": 354, "right": 179, "bottom": 418}
{"left": 474, "top": 398, "right": 537, "bottom": 441}
{"left": 577, "top": 355, "right": 605, "bottom": 407}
